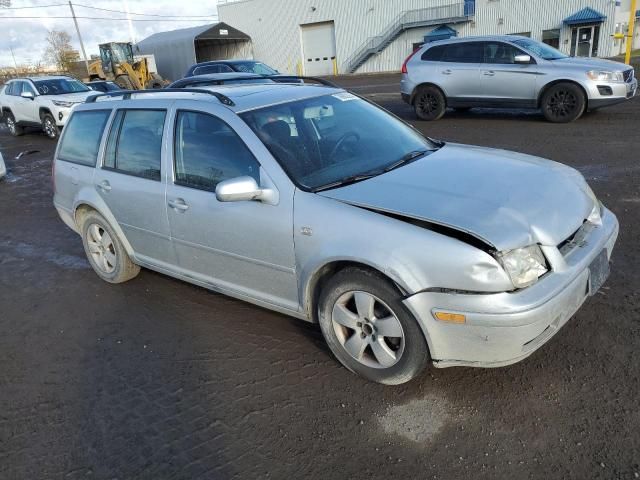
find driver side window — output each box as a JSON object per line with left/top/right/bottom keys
{"left": 174, "top": 110, "right": 260, "bottom": 192}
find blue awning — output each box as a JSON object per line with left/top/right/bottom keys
{"left": 424, "top": 25, "right": 457, "bottom": 43}
{"left": 563, "top": 7, "right": 606, "bottom": 25}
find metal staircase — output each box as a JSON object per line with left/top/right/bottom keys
{"left": 343, "top": 2, "right": 475, "bottom": 73}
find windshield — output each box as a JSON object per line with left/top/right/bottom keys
{"left": 240, "top": 93, "right": 437, "bottom": 191}
{"left": 33, "top": 78, "right": 90, "bottom": 95}
{"left": 233, "top": 61, "right": 278, "bottom": 75}
{"left": 512, "top": 38, "right": 567, "bottom": 60}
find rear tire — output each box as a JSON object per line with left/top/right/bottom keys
{"left": 541, "top": 82, "right": 585, "bottom": 123}
{"left": 115, "top": 75, "right": 134, "bottom": 90}
{"left": 80, "top": 211, "right": 140, "bottom": 284}
{"left": 41, "top": 113, "right": 59, "bottom": 140}
{"left": 5, "top": 112, "right": 24, "bottom": 136}
{"left": 318, "top": 267, "right": 429, "bottom": 385}
{"left": 413, "top": 85, "right": 446, "bottom": 121}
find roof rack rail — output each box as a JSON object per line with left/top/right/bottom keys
{"left": 265, "top": 75, "right": 339, "bottom": 88}
{"left": 85, "top": 88, "right": 236, "bottom": 106}
{"left": 171, "top": 74, "right": 339, "bottom": 89}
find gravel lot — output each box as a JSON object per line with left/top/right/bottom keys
{"left": 1, "top": 75, "right": 639, "bottom": 479}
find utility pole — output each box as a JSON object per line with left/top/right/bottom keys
{"left": 9, "top": 45, "right": 18, "bottom": 74}
{"left": 68, "top": 1, "right": 90, "bottom": 74}
{"left": 625, "top": 0, "right": 637, "bottom": 65}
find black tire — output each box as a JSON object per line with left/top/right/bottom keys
{"left": 80, "top": 211, "right": 140, "bottom": 284}
{"left": 541, "top": 82, "right": 586, "bottom": 123}
{"left": 413, "top": 85, "right": 446, "bottom": 121}
{"left": 41, "top": 113, "right": 59, "bottom": 140}
{"left": 115, "top": 75, "right": 134, "bottom": 90}
{"left": 144, "top": 79, "right": 163, "bottom": 89}
{"left": 5, "top": 112, "right": 24, "bottom": 136}
{"left": 318, "top": 267, "right": 429, "bottom": 385}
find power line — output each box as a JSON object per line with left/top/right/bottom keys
{"left": 0, "top": 3, "right": 67, "bottom": 8}
{"left": 74, "top": 3, "right": 218, "bottom": 18}
{"left": 0, "top": 15, "right": 218, "bottom": 21}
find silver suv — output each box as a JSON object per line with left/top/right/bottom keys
{"left": 401, "top": 35, "right": 638, "bottom": 122}
{"left": 53, "top": 82, "right": 618, "bottom": 384}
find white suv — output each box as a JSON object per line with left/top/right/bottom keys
{"left": 0, "top": 76, "right": 94, "bottom": 140}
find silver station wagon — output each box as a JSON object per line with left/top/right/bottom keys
{"left": 53, "top": 81, "right": 618, "bottom": 384}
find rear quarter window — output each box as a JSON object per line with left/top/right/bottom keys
{"left": 421, "top": 44, "right": 446, "bottom": 61}
{"left": 58, "top": 110, "right": 111, "bottom": 166}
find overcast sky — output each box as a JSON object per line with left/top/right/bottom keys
{"left": 0, "top": 1, "right": 219, "bottom": 67}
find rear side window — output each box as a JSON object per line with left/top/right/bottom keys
{"left": 421, "top": 45, "right": 446, "bottom": 61}
{"left": 58, "top": 110, "right": 111, "bottom": 166}
{"left": 174, "top": 110, "right": 259, "bottom": 191}
{"left": 441, "top": 42, "right": 483, "bottom": 63}
{"left": 103, "top": 109, "right": 166, "bottom": 181}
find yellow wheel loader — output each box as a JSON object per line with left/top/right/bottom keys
{"left": 88, "top": 42, "right": 164, "bottom": 90}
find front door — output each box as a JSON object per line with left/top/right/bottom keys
{"left": 165, "top": 102, "right": 298, "bottom": 311}
{"left": 572, "top": 25, "right": 600, "bottom": 57}
{"left": 480, "top": 41, "right": 538, "bottom": 106}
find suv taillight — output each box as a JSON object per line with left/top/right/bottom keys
{"left": 401, "top": 49, "right": 420, "bottom": 74}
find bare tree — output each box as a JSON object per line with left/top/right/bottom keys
{"left": 0, "top": 0, "right": 12, "bottom": 7}
{"left": 43, "top": 30, "right": 79, "bottom": 72}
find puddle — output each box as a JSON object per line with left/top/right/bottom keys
{"left": 377, "top": 393, "right": 453, "bottom": 443}
{"left": 0, "top": 240, "right": 88, "bottom": 270}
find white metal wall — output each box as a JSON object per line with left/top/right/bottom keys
{"left": 219, "top": 0, "right": 621, "bottom": 74}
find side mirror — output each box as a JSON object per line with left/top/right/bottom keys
{"left": 21, "top": 91, "right": 35, "bottom": 100}
{"left": 514, "top": 54, "right": 532, "bottom": 64}
{"left": 215, "top": 176, "right": 277, "bottom": 204}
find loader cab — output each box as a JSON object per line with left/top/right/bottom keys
{"left": 99, "top": 43, "right": 134, "bottom": 75}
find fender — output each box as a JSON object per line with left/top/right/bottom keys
{"left": 72, "top": 186, "right": 136, "bottom": 258}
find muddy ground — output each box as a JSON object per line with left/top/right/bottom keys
{"left": 1, "top": 75, "right": 639, "bottom": 479}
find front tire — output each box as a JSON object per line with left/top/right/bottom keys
{"left": 318, "top": 267, "right": 429, "bottom": 385}
{"left": 413, "top": 85, "right": 446, "bottom": 121}
{"left": 5, "top": 112, "right": 24, "bottom": 136}
{"left": 541, "top": 82, "right": 585, "bottom": 123}
{"left": 42, "top": 113, "right": 59, "bottom": 140}
{"left": 80, "top": 211, "right": 140, "bottom": 284}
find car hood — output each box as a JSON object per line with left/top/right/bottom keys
{"left": 318, "top": 144, "right": 594, "bottom": 251}
{"left": 44, "top": 91, "right": 95, "bottom": 103}
{"left": 550, "top": 56, "right": 630, "bottom": 71}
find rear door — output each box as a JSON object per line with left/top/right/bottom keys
{"left": 437, "top": 41, "right": 483, "bottom": 101}
{"left": 480, "top": 41, "right": 538, "bottom": 106}
{"left": 94, "top": 105, "right": 175, "bottom": 267}
{"left": 164, "top": 101, "right": 298, "bottom": 310}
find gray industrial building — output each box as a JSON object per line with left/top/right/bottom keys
{"left": 135, "top": 22, "right": 252, "bottom": 81}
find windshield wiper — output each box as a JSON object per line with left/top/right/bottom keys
{"left": 312, "top": 171, "right": 382, "bottom": 192}
{"left": 383, "top": 149, "right": 431, "bottom": 173}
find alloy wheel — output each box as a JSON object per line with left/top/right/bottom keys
{"left": 44, "top": 118, "right": 57, "bottom": 138}
{"left": 547, "top": 89, "right": 578, "bottom": 120}
{"left": 331, "top": 291, "right": 405, "bottom": 369}
{"left": 86, "top": 223, "right": 117, "bottom": 274}
{"left": 7, "top": 117, "right": 16, "bottom": 135}
{"left": 417, "top": 93, "right": 438, "bottom": 116}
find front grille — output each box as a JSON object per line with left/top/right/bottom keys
{"left": 623, "top": 68, "right": 634, "bottom": 83}
{"left": 558, "top": 221, "right": 596, "bottom": 257}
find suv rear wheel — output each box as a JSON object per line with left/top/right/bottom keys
{"left": 5, "top": 112, "right": 24, "bottom": 136}
{"left": 41, "top": 113, "right": 59, "bottom": 140}
{"left": 541, "top": 83, "right": 586, "bottom": 123}
{"left": 413, "top": 85, "right": 446, "bottom": 121}
{"left": 318, "top": 267, "right": 430, "bottom": 385}
{"left": 81, "top": 211, "right": 140, "bottom": 283}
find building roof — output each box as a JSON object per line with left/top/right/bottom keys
{"left": 563, "top": 7, "right": 606, "bottom": 25}
{"left": 137, "top": 22, "right": 250, "bottom": 47}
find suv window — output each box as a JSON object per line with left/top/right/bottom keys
{"left": 483, "top": 42, "right": 528, "bottom": 64}
{"left": 193, "top": 64, "right": 233, "bottom": 75}
{"left": 58, "top": 110, "right": 111, "bottom": 166}
{"left": 104, "top": 109, "right": 166, "bottom": 181}
{"left": 441, "top": 42, "right": 483, "bottom": 63}
{"left": 22, "top": 81, "right": 36, "bottom": 96}
{"left": 7, "top": 81, "right": 22, "bottom": 96}
{"left": 174, "top": 110, "right": 260, "bottom": 191}
{"left": 421, "top": 44, "right": 446, "bottom": 61}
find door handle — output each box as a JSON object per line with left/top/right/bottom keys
{"left": 483, "top": 71, "right": 495, "bottom": 76}
{"left": 97, "top": 180, "right": 111, "bottom": 192}
{"left": 442, "top": 69, "right": 452, "bottom": 75}
{"left": 168, "top": 198, "right": 189, "bottom": 212}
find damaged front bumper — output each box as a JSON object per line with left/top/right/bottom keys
{"left": 403, "top": 207, "right": 619, "bottom": 368}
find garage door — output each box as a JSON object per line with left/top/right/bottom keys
{"left": 301, "top": 21, "right": 337, "bottom": 76}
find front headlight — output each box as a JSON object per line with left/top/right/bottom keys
{"left": 497, "top": 245, "right": 548, "bottom": 289}
{"left": 586, "top": 70, "right": 624, "bottom": 83}
{"left": 52, "top": 100, "right": 76, "bottom": 108}
{"left": 582, "top": 183, "right": 602, "bottom": 225}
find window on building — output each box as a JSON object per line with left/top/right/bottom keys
{"left": 103, "top": 109, "right": 165, "bottom": 181}
{"left": 173, "top": 110, "right": 260, "bottom": 191}
{"left": 542, "top": 29, "right": 561, "bottom": 49}
{"left": 440, "top": 42, "right": 484, "bottom": 63}
{"left": 58, "top": 110, "right": 111, "bottom": 167}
